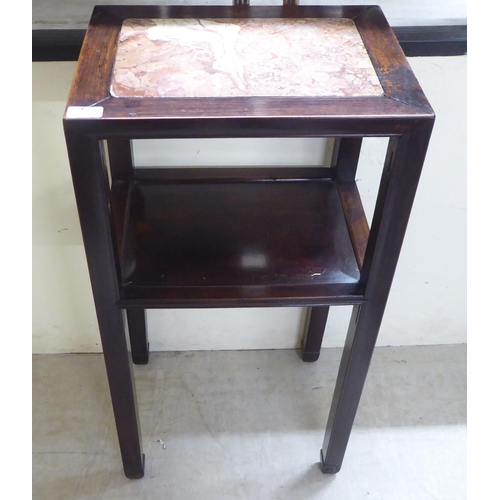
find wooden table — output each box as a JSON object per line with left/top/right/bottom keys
{"left": 63, "top": 3, "right": 434, "bottom": 479}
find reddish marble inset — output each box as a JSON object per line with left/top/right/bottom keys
{"left": 110, "top": 18, "right": 384, "bottom": 98}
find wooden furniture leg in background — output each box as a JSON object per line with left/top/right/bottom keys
{"left": 107, "top": 139, "right": 150, "bottom": 366}
{"left": 127, "top": 309, "right": 149, "bottom": 365}
{"left": 301, "top": 306, "right": 329, "bottom": 362}
{"left": 331, "top": 137, "right": 363, "bottom": 183}
{"left": 301, "top": 137, "right": 364, "bottom": 363}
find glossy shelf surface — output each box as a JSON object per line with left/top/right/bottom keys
{"left": 118, "top": 177, "right": 366, "bottom": 307}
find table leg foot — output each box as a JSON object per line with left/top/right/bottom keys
{"left": 301, "top": 345, "right": 321, "bottom": 362}
{"left": 132, "top": 344, "right": 150, "bottom": 365}
{"left": 127, "top": 309, "right": 149, "bottom": 365}
{"left": 125, "top": 453, "right": 145, "bottom": 479}
{"left": 320, "top": 449, "right": 340, "bottom": 474}
{"left": 301, "top": 306, "right": 329, "bottom": 362}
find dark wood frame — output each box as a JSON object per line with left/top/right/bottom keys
{"left": 33, "top": 25, "right": 467, "bottom": 61}
{"left": 64, "top": 4, "right": 434, "bottom": 479}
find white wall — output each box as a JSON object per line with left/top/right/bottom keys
{"left": 32, "top": 55, "right": 466, "bottom": 353}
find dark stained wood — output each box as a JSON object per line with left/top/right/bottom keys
{"left": 107, "top": 139, "right": 149, "bottom": 366}
{"left": 107, "top": 139, "right": 134, "bottom": 182}
{"left": 320, "top": 121, "right": 435, "bottom": 474}
{"left": 331, "top": 138, "right": 363, "bottom": 182}
{"left": 63, "top": 125, "right": 144, "bottom": 479}
{"left": 66, "top": 9, "right": 122, "bottom": 106}
{"left": 107, "top": 140, "right": 134, "bottom": 261}
{"left": 118, "top": 283, "right": 365, "bottom": 309}
{"left": 63, "top": 4, "right": 435, "bottom": 478}
{"left": 134, "top": 167, "right": 332, "bottom": 183}
{"left": 337, "top": 182, "right": 369, "bottom": 270}
{"left": 298, "top": 137, "right": 365, "bottom": 363}
{"left": 330, "top": 138, "right": 368, "bottom": 269}
{"left": 120, "top": 180, "right": 361, "bottom": 302}
{"left": 71, "top": 113, "right": 426, "bottom": 141}
{"left": 91, "top": 4, "right": 363, "bottom": 22}
{"left": 127, "top": 309, "right": 149, "bottom": 365}
{"left": 64, "top": 5, "right": 433, "bottom": 127}
{"left": 301, "top": 306, "right": 330, "bottom": 362}
{"left": 33, "top": 26, "right": 467, "bottom": 63}
{"left": 354, "top": 6, "right": 434, "bottom": 113}
{"left": 109, "top": 179, "right": 130, "bottom": 266}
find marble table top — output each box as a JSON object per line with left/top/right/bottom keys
{"left": 110, "top": 18, "right": 384, "bottom": 99}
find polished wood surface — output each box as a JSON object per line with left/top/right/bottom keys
{"left": 301, "top": 306, "right": 330, "bottom": 362}
{"left": 321, "top": 123, "right": 434, "bottom": 474}
{"left": 121, "top": 179, "right": 360, "bottom": 302}
{"left": 64, "top": 130, "right": 145, "bottom": 479}
{"left": 63, "top": 4, "right": 435, "bottom": 480}
{"left": 65, "top": 5, "right": 432, "bottom": 126}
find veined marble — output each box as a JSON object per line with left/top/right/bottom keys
{"left": 110, "top": 18, "right": 384, "bottom": 98}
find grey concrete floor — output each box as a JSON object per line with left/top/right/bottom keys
{"left": 33, "top": 345, "right": 466, "bottom": 499}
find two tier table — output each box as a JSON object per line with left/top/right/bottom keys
{"left": 63, "top": 4, "right": 435, "bottom": 479}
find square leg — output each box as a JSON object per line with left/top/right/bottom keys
{"left": 301, "top": 306, "right": 329, "bottom": 362}
{"left": 320, "top": 125, "right": 435, "bottom": 474}
{"left": 127, "top": 309, "right": 149, "bottom": 365}
{"left": 65, "top": 129, "right": 145, "bottom": 479}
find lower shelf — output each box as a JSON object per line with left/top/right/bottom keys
{"left": 116, "top": 177, "right": 367, "bottom": 308}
